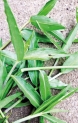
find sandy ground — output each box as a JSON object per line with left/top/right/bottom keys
{"left": 0, "top": 0, "right": 78, "bottom": 123}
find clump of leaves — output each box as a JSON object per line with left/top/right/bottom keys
{"left": 0, "top": 0, "right": 78, "bottom": 123}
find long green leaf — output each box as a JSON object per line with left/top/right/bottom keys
{"left": 0, "top": 60, "right": 7, "bottom": 88}
{"left": 39, "top": 117, "right": 45, "bottom": 123}
{"left": 24, "top": 48, "right": 70, "bottom": 61}
{"left": 1, "top": 78, "right": 14, "bottom": 99}
{"left": 61, "top": 52, "right": 78, "bottom": 74}
{"left": 44, "top": 87, "right": 78, "bottom": 112}
{"left": 43, "top": 114, "right": 66, "bottom": 123}
{"left": 76, "top": 8, "right": 78, "bottom": 23}
{"left": 30, "top": 15, "right": 65, "bottom": 31}
{"left": 38, "top": 0, "right": 58, "bottom": 15}
{"left": 28, "top": 60, "right": 43, "bottom": 86}
{"left": 62, "top": 23, "right": 78, "bottom": 52}
{"left": 3, "top": 0, "right": 24, "bottom": 60}
{"left": 0, "top": 60, "right": 7, "bottom": 99}
{"left": 0, "top": 39, "right": 2, "bottom": 48}
{"left": 34, "top": 85, "right": 70, "bottom": 114}
{"left": 0, "top": 92, "right": 21, "bottom": 109}
{"left": 28, "top": 31, "right": 43, "bottom": 86}
{"left": 11, "top": 75, "right": 42, "bottom": 108}
{"left": 15, "top": 101, "right": 30, "bottom": 108}
{"left": 39, "top": 70, "right": 51, "bottom": 101}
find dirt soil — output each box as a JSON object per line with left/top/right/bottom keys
{"left": 0, "top": 0, "right": 78, "bottom": 123}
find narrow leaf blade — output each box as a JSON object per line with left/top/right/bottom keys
{"left": 28, "top": 31, "right": 43, "bottom": 86}
{"left": 76, "top": 7, "right": 78, "bottom": 23}
{"left": 38, "top": 0, "right": 58, "bottom": 15}
{"left": 0, "top": 92, "right": 21, "bottom": 109}
{"left": 44, "top": 87, "right": 77, "bottom": 112}
{"left": 11, "top": 75, "right": 42, "bottom": 108}
{"left": 62, "top": 23, "right": 78, "bottom": 52}
{"left": 39, "top": 70, "right": 51, "bottom": 101}
{"left": 3, "top": 0, "right": 24, "bottom": 60}
{"left": 34, "top": 85, "right": 71, "bottom": 114}
{"left": 39, "top": 117, "right": 45, "bottom": 123}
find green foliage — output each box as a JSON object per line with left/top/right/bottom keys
{"left": 30, "top": 15, "right": 65, "bottom": 31}
{"left": 38, "top": 0, "right": 58, "bottom": 15}
{"left": 39, "top": 116, "right": 45, "bottom": 123}
{"left": 61, "top": 52, "right": 78, "bottom": 74}
{"left": 37, "top": 22, "right": 62, "bottom": 49}
{"left": 11, "top": 75, "right": 42, "bottom": 108}
{"left": 0, "top": 118, "right": 6, "bottom": 123}
{"left": 43, "top": 114, "right": 66, "bottom": 123}
{"left": 0, "top": 0, "right": 78, "bottom": 123}
{"left": 49, "top": 78, "right": 67, "bottom": 89}
{"left": 0, "top": 92, "right": 21, "bottom": 109}
{"left": 28, "top": 31, "right": 43, "bottom": 86}
{"left": 24, "top": 48, "right": 70, "bottom": 61}
{"left": 39, "top": 70, "right": 51, "bottom": 101}
{"left": 0, "top": 39, "right": 2, "bottom": 48}
{"left": 62, "top": 23, "right": 78, "bottom": 52}
{"left": 50, "top": 30, "right": 65, "bottom": 43}
{"left": 3, "top": 0, "right": 24, "bottom": 60}
{"left": 73, "top": 38, "right": 78, "bottom": 42}
{"left": 76, "top": 7, "right": 78, "bottom": 23}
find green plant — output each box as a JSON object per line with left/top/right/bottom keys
{"left": 0, "top": 0, "right": 78, "bottom": 123}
